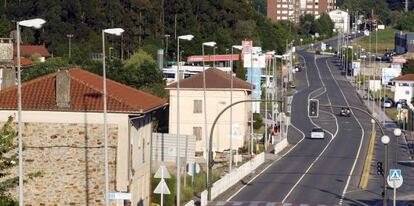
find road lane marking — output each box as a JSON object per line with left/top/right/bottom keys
{"left": 225, "top": 121, "right": 306, "bottom": 202}
{"left": 282, "top": 54, "right": 339, "bottom": 203}
{"left": 227, "top": 53, "right": 314, "bottom": 202}
{"left": 324, "top": 58, "right": 365, "bottom": 205}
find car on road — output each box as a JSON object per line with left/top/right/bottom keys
{"left": 289, "top": 83, "right": 296, "bottom": 88}
{"left": 340, "top": 107, "right": 351, "bottom": 117}
{"left": 310, "top": 127, "right": 325, "bottom": 139}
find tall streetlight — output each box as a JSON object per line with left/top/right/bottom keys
{"left": 202, "top": 41, "right": 216, "bottom": 188}
{"left": 66, "top": 34, "right": 73, "bottom": 59}
{"left": 176, "top": 34, "right": 194, "bottom": 206}
{"left": 16, "top": 18, "right": 46, "bottom": 206}
{"left": 164, "top": 34, "right": 170, "bottom": 59}
{"left": 381, "top": 135, "right": 390, "bottom": 206}
{"left": 229, "top": 45, "right": 243, "bottom": 171}
{"left": 102, "top": 27, "right": 124, "bottom": 206}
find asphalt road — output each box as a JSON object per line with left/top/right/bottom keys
{"left": 225, "top": 48, "right": 374, "bottom": 205}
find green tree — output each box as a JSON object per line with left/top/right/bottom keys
{"left": 21, "top": 57, "right": 71, "bottom": 82}
{"left": 235, "top": 56, "right": 246, "bottom": 80}
{"left": 402, "top": 59, "right": 414, "bottom": 74}
{"left": 299, "top": 14, "right": 315, "bottom": 35}
{"left": 0, "top": 16, "right": 12, "bottom": 38}
{"left": 107, "top": 49, "right": 167, "bottom": 98}
{"left": 0, "top": 116, "right": 18, "bottom": 205}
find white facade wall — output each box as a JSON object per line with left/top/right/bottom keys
{"left": 169, "top": 89, "right": 251, "bottom": 152}
{"left": 394, "top": 81, "right": 414, "bottom": 102}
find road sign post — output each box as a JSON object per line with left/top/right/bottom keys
{"left": 387, "top": 169, "right": 403, "bottom": 206}
{"left": 154, "top": 165, "right": 171, "bottom": 206}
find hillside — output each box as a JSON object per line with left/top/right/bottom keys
{"left": 0, "top": 0, "right": 292, "bottom": 61}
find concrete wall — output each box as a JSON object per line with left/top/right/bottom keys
{"left": 0, "top": 110, "right": 152, "bottom": 206}
{"left": 169, "top": 89, "right": 251, "bottom": 152}
{"left": 130, "top": 115, "right": 152, "bottom": 206}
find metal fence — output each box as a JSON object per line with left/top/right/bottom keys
{"left": 151, "top": 133, "right": 196, "bottom": 164}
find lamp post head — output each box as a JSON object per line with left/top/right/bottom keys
{"left": 232, "top": 45, "right": 243, "bottom": 50}
{"left": 381, "top": 135, "right": 390, "bottom": 145}
{"left": 178, "top": 34, "right": 194, "bottom": 41}
{"left": 203, "top": 41, "right": 216, "bottom": 47}
{"left": 103, "top": 28, "right": 124, "bottom": 36}
{"left": 393, "top": 128, "right": 402, "bottom": 137}
{"left": 19, "top": 18, "right": 46, "bottom": 29}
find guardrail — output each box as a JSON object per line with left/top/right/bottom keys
{"left": 199, "top": 152, "right": 265, "bottom": 206}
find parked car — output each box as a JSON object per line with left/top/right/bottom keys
{"left": 289, "top": 83, "right": 296, "bottom": 88}
{"left": 383, "top": 100, "right": 393, "bottom": 108}
{"left": 310, "top": 127, "right": 325, "bottom": 139}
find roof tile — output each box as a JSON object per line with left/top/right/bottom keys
{"left": 166, "top": 68, "right": 252, "bottom": 90}
{"left": 0, "top": 68, "right": 167, "bottom": 113}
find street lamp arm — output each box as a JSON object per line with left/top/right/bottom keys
{"left": 207, "top": 99, "right": 281, "bottom": 200}
{"left": 319, "top": 104, "right": 385, "bottom": 135}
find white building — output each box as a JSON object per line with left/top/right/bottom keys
{"left": 392, "top": 74, "right": 414, "bottom": 103}
{"left": 167, "top": 68, "right": 252, "bottom": 152}
{"left": 328, "top": 9, "right": 350, "bottom": 34}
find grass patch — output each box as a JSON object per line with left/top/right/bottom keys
{"left": 354, "top": 28, "right": 396, "bottom": 54}
{"left": 385, "top": 107, "right": 399, "bottom": 122}
{"left": 151, "top": 168, "right": 223, "bottom": 205}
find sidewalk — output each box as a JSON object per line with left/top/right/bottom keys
{"left": 345, "top": 75, "right": 414, "bottom": 159}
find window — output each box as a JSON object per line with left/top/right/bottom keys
{"left": 405, "top": 90, "right": 410, "bottom": 95}
{"left": 193, "top": 127, "right": 202, "bottom": 141}
{"left": 193, "top": 100, "right": 202, "bottom": 113}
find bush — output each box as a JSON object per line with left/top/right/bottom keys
{"left": 253, "top": 113, "right": 263, "bottom": 130}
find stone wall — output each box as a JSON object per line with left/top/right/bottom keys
{"left": 8, "top": 122, "right": 119, "bottom": 206}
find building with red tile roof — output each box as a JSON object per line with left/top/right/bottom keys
{"left": 167, "top": 68, "right": 252, "bottom": 152}
{"left": 0, "top": 68, "right": 167, "bottom": 113}
{"left": 13, "top": 44, "right": 51, "bottom": 62}
{"left": 0, "top": 68, "right": 167, "bottom": 205}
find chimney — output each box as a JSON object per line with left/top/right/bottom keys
{"left": 1, "top": 66, "right": 16, "bottom": 90}
{"left": 56, "top": 70, "right": 71, "bottom": 107}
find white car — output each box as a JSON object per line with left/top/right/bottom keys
{"left": 311, "top": 127, "right": 325, "bottom": 139}
{"left": 383, "top": 100, "right": 393, "bottom": 108}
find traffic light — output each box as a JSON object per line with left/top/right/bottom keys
{"left": 308, "top": 99, "right": 319, "bottom": 118}
{"left": 377, "top": 161, "right": 384, "bottom": 176}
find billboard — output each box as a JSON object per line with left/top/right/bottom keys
{"left": 243, "top": 54, "right": 266, "bottom": 68}
{"left": 352, "top": 61, "right": 361, "bottom": 76}
{"left": 247, "top": 67, "right": 262, "bottom": 113}
{"left": 382, "top": 67, "right": 402, "bottom": 85}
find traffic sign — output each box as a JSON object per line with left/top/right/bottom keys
{"left": 154, "top": 179, "right": 171, "bottom": 194}
{"left": 108, "top": 192, "right": 131, "bottom": 200}
{"left": 186, "top": 162, "right": 201, "bottom": 176}
{"left": 387, "top": 175, "right": 403, "bottom": 189}
{"left": 389, "top": 169, "right": 402, "bottom": 181}
{"left": 154, "top": 165, "right": 170, "bottom": 179}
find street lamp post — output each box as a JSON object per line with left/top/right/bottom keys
{"left": 102, "top": 28, "right": 124, "bottom": 206}
{"left": 229, "top": 45, "right": 243, "bottom": 171}
{"left": 202, "top": 41, "right": 216, "bottom": 187}
{"left": 164, "top": 34, "right": 170, "bottom": 61}
{"left": 16, "top": 18, "right": 46, "bottom": 206}
{"left": 176, "top": 34, "right": 194, "bottom": 206}
{"left": 67, "top": 34, "right": 73, "bottom": 59}
{"left": 381, "top": 135, "right": 390, "bottom": 206}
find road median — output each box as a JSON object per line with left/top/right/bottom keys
{"left": 359, "top": 125, "right": 376, "bottom": 189}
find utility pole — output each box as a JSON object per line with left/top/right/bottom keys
{"left": 66, "top": 34, "right": 73, "bottom": 59}
{"left": 405, "top": 0, "right": 409, "bottom": 13}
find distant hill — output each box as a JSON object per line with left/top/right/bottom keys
{"left": 0, "top": 0, "right": 291, "bottom": 59}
